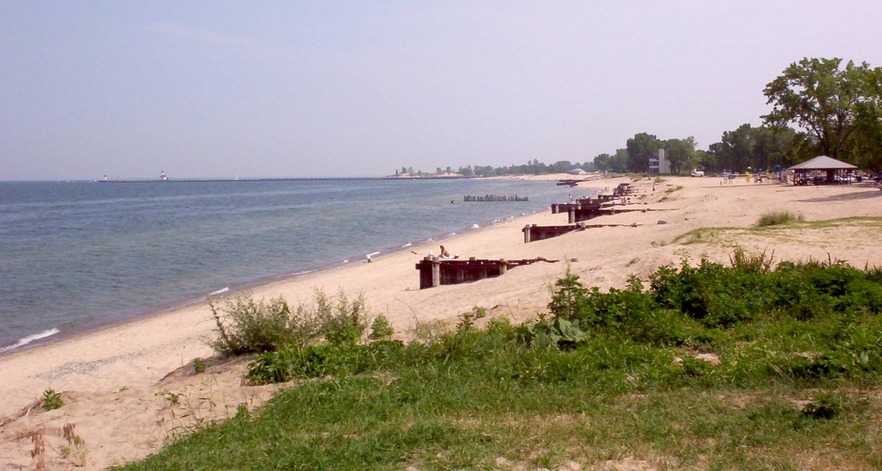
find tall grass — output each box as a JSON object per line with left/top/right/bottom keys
{"left": 757, "top": 210, "right": 804, "bottom": 227}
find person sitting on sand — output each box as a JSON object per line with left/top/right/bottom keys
{"left": 439, "top": 245, "right": 451, "bottom": 259}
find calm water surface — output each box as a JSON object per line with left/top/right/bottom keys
{"left": 0, "top": 178, "right": 597, "bottom": 352}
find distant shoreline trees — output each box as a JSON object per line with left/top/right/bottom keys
{"left": 394, "top": 57, "right": 881, "bottom": 178}
{"left": 391, "top": 159, "right": 596, "bottom": 178}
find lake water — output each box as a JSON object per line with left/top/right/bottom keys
{"left": 0, "top": 178, "right": 596, "bottom": 352}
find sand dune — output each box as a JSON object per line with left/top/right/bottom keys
{"left": 2, "top": 175, "right": 881, "bottom": 469}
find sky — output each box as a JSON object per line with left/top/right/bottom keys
{"left": 2, "top": 1, "right": 881, "bottom": 180}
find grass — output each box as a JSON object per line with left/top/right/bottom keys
{"left": 665, "top": 185, "right": 683, "bottom": 194}
{"left": 757, "top": 210, "right": 804, "bottom": 227}
{"left": 672, "top": 216, "right": 882, "bottom": 246}
{"left": 117, "top": 254, "right": 882, "bottom": 470}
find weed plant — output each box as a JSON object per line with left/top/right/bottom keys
{"left": 41, "top": 388, "right": 63, "bottom": 411}
{"left": 368, "top": 314, "right": 395, "bottom": 340}
{"left": 122, "top": 252, "right": 882, "bottom": 470}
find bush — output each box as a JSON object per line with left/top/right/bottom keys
{"left": 315, "top": 290, "right": 368, "bottom": 346}
{"left": 369, "top": 315, "right": 395, "bottom": 340}
{"left": 208, "top": 290, "right": 370, "bottom": 356}
{"left": 209, "top": 294, "right": 303, "bottom": 355}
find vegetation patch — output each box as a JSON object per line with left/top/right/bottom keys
{"left": 208, "top": 289, "right": 368, "bottom": 356}
{"left": 665, "top": 185, "right": 683, "bottom": 194}
{"left": 119, "top": 251, "right": 882, "bottom": 470}
{"left": 672, "top": 216, "right": 882, "bottom": 247}
{"left": 41, "top": 388, "right": 63, "bottom": 411}
{"left": 757, "top": 210, "right": 804, "bottom": 227}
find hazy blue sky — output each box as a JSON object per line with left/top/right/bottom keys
{"left": 2, "top": 1, "right": 881, "bottom": 180}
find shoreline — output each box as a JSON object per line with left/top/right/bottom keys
{"left": 3, "top": 175, "right": 882, "bottom": 469}
{"left": 0, "top": 188, "right": 565, "bottom": 357}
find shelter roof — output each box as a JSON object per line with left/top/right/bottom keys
{"left": 788, "top": 155, "right": 857, "bottom": 171}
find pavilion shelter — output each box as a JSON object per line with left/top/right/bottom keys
{"left": 787, "top": 155, "right": 858, "bottom": 185}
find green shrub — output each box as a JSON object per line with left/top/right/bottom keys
{"left": 42, "top": 388, "right": 63, "bottom": 411}
{"left": 209, "top": 290, "right": 370, "bottom": 356}
{"left": 209, "top": 294, "right": 302, "bottom": 355}
{"left": 315, "top": 290, "right": 368, "bottom": 346}
{"left": 369, "top": 314, "right": 395, "bottom": 339}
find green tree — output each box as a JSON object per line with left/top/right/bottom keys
{"left": 695, "top": 149, "right": 717, "bottom": 173}
{"left": 593, "top": 153, "right": 612, "bottom": 172}
{"left": 762, "top": 57, "right": 882, "bottom": 161}
{"left": 753, "top": 126, "right": 807, "bottom": 169}
{"left": 849, "top": 72, "right": 882, "bottom": 170}
{"left": 549, "top": 160, "right": 573, "bottom": 173}
{"left": 716, "top": 124, "right": 754, "bottom": 172}
{"left": 626, "top": 133, "right": 660, "bottom": 173}
{"left": 612, "top": 148, "right": 629, "bottom": 173}
{"left": 663, "top": 137, "right": 697, "bottom": 174}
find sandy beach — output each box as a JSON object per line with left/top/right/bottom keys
{"left": 2, "top": 175, "right": 882, "bottom": 469}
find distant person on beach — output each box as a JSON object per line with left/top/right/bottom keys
{"left": 439, "top": 245, "right": 451, "bottom": 259}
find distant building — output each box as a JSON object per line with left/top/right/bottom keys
{"left": 569, "top": 168, "right": 587, "bottom": 175}
{"left": 648, "top": 149, "right": 671, "bottom": 174}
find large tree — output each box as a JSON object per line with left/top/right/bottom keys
{"left": 762, "top": 57, "right": 882, "bottom": 162}
{"left": 717, "top": 124, "right": 755, "bottom": 172}
{"left": 712, "top": 124, "right": 809, "bottom": 172}
{"left": 625, "top": 133, "right": 660, "bottom": 173}
{"left": 663, "top": 137, "right": 697, "bottom": 174}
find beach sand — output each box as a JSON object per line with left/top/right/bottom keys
{"left": 2, "top": 175, "right": 881, "bottom": 469}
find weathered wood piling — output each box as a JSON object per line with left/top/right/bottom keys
{"left": 522, "top": 223, "right": 639, "bottom": 242}
{"left": 463, "top": 195, "right": 529, "bottom": 202}
{"left": 520, "top": 182, "right": 652, "bottom": 242}
{"left": 415, "top": 256, "right": 557, "bottom": 289}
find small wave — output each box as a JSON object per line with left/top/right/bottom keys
{"left": 0, "top": 328, "right": 60, "bottom": 354}
{"left": 401, "top": 242, "right": 412, "bottom": 248}
{"left": 208, "top": 287, "right": 229, "bottom": 296}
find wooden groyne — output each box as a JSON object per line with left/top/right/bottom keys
{"left": 415, "top": 256, "right": 557, "bottom": 289}
{"left": 463, "top": 195, "right": 529, "bottom": 202}
{"left": 549, "top": 183, "right": 665, "bottom": 223}
{"left": 522, "top": 223, "right": 639, "bottom": 243}
{"left": 550, "top": 202, "right": 660, "bottom": 223}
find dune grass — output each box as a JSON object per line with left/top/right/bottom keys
{"left": 118, "top": 254, "right": 882, "bottom": 470}
{"left": 757, "top": 210, "right": 804, "bottom": 227}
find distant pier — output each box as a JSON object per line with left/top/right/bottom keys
{"left": 463, "top": 195, "right": 528, "bottom": 202}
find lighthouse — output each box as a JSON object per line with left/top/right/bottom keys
{"left": 160, "top": 171, "right": 168, "bottom": 181}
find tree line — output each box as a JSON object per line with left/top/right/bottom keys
{"left": 395, "top": 57, "right": 882, "bottom": 177}
{"left": 596, "top": 58, "right": 882, "bottom": 174}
